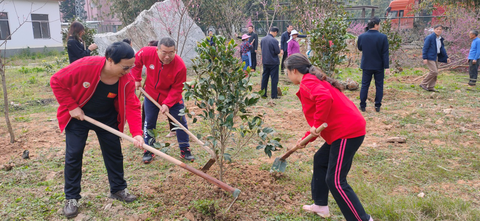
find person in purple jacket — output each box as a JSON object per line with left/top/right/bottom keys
{"left": 287, "top": 30, "right": 301, "bottom": 57}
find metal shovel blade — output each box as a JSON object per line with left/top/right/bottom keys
{"left": 270, "top": 157, "right": 288, "bottom": 173}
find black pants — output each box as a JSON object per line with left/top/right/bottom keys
{"left": 312, "top": 136, "right": 370, "bottom": 221}
{"left": 261, "top": 64, "right": 279, "bottom": 99}
{"left": 281, "top": 50, "right": 288, "bottom": 71}
{"left": 360, "top": 69, "right": 384, "bottom": 108}
{"left": 469, "top": 59, "right": 478, "bottom": 85}
{"left": 64, "top": 116, "right": 127, "bottom": 200}
{"left": 250, "top": 51, "right": 257, "bottom": 70}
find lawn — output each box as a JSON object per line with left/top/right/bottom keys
{"left": 0, "top": 55, "right": 479, "bottom": 220}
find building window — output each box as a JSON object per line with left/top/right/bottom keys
{"left": 0, "top": 12, "right": 11, "bottom": 40}
{"left": 31, "top": 14, "right": 50, "bottom": 39}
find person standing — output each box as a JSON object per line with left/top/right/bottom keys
{"left": 261, "top": 26, "right": 282, "bottom": 99}
{"left": 285, "top": 54, "right": 373, "bottom": 221}
{"left": 240, "top": 34, "right": 252, "bottom": 71}
{"left": 357, "top": 17, "right": 390, "bottom": 112}
{"left": 467, "top": 30, "right": 480, "bottom": 86}
{"left": 207, "top": 30, "right": 215, "bottom": 46}
{"left": 287, "top": 30, "right": 301, "bottom": 57}
{"left": 420, "top": 24, "right": 450, "bottom": 92}
{"left": 280, "top": 24, "right": 294, "bottom": 71}
{"left": 50, "top": 42, "right": 143, "bottom": 218}
{"left": 67, "top": 21, "right": 97, "bottom": 63}
{"left": 131, "top": 37, "right": 195, "bottom": 164}
{"left": 247, "top": 25, "right": 259, "bottom": 71}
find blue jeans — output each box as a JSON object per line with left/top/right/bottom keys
{"left": 242, "top": 54, "right": 249, "bottom": 71}
{"left": 360, "top": 69, "right": 384, "bottom": 108}
{"left": 143, "top": 98, "right": 190, "bottom": 150}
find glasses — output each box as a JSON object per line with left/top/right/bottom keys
{"left": 122, "top": 65, "right": 135, "bottom": 71}
{"left": 160, "top": 50, "right": 176, "bottom": 57}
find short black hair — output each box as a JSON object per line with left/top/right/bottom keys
{"left": 122, "top": 38, "right": 131, "bottom": 45}
{"left": 434, "top": 24, "right": 444, "bottom": 29}
{"left": 270, "top": 26, "right": 279, "bottom": 33}
{"left": 286, "top": 24, "right": 292, "bottom": 28}
{"left": 158, "top": 37, "right": 176, "bottom": 48}
{"left": 471, "top": 30, "right": 479, "bottom": 36}
{"left": 105, "top": 42, "right": 135, "bottom": 64}
{"left": 367, "top": 17, "right": 380, "bottom": 29}
{"left": 248, "top": 25, "right": 254, "bottom": 29}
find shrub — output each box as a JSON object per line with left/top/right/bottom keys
{"left": 183, "top": 36, "right": 282, "bottom": 181}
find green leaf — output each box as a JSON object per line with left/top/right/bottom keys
{"left": 223, "top": 153, "right": 232, "bottom": 163}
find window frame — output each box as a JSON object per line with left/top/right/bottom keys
{"left": 0, "top": 12, "right": 11, "bottom": 40}
{"left": 31, "top": 14, "right": 50, "bottom": 39}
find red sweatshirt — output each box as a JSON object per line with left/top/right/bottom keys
{"left": 50, "top": 56, "right": 143, "bottom": 137}
{"left": 131, "top": 47, "right": 187, "bottom": 107}
{"left": 297, "top": 74, "right": 366, "bottom": 144}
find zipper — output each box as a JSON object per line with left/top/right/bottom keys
{"left": 122, "top": 81, "right": 128, "bottom": 128}
{"left": 154, "top": 61, "right": 164, "bottom": 101}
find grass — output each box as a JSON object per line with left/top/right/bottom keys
{"left": 0, "top": 57, "right": 479, "bottom": 220}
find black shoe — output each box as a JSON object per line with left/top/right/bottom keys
{"left": 63, "top": 199, "right": 79, "bottom": 218}
{"left": 419, "top": 84, "right": 429, "bottom": 91}
{"left": 110, "top": 189, "right": 137, "bottom": 203}
{"left": 360, "top": 107, "right": 366, "bottom": 112}
{"left": 375, "top": 107, "right": 380, "bottom": 112}
{"left": 180, "top": 148, "right": 195, "bottom": 162}
{"left": 142, "top": 151, "right": 154, "bottom": 164}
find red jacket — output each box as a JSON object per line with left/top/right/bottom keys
{"left": 50, "top": 56, "right": 143, "bottom": 137}
{"left": 131, "top": 47, "right": 187, "bottom": 107}
{"left": 297, "top": 74, "right": 366, "bottom": 144}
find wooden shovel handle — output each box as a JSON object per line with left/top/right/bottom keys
{"left": 280, "top": 123, "right": 328, "bottom": 161}
{"left": 83, "top": 116, "right": 239, "bottom": 197}
{"left": 139, "top": 88, "right": 216, "bottom": 159}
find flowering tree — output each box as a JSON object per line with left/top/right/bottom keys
{"left": 426, "top": 6, "right": 480, "bottom": 68}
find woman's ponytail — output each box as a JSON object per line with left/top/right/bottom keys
{"left": 285, "top": 54, "right": 344, "bottom": 91}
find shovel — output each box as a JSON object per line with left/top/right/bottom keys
{"left": 270, "top": 123, "right": 328, "bottom": 173}
{"left": 139, "top": 88, "right": 217, "bottom": 171}
{"left": 84, "top": 116, "right": 240, "bottom": 198}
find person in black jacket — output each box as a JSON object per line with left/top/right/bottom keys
{"left": 280, "top": 24, "right": 293, "bottom": 71}
{"left": 357, "top": 17, "right": 389, "bottom": 113}
{"left": 247, "top": 25, "right": 258, "bottom": 71}
{"left": 261, "top": 26, "right": 282, "bottom": 99}
{"left": 67, "top": 21, "right": 97, "bottom": 63}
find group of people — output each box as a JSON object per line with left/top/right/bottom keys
{"left": 53, "top": 17, "right": 476, "bottom": 220}
{"left": 55, "top": 22, "right": 195, "bottom": 219}
{"left": 357, "top": 17, "right": 478, "bottom": 113}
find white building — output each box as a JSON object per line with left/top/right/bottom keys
{"left": 0, "top": 0, "right": 63, "bottom": 56}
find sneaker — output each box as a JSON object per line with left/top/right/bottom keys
{"left": 166, "top": 131, "right": 176, "bottom": 138}
{"left": 180, "top": 148, "right": 195, "bottom": 162}
{"left": 63, "top": 199, "right": 79, "bottom": 218}
{"left": 109, "top": 189, "right": 137, "bottom": 203}
{"left": 375, "top": 106, "right": 380, "bottom": 112}
{"left": 142, "top": 150, "right": 155, "bottom": 164}
{"left": 360, "top": 107, "right": 366, "bottom": 112}
{"left": 302, "top": 204, "right": 330, "bottom": 218}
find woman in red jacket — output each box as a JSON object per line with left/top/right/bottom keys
{"left": 285, "top": 54, "right": 373, "bottom": 221}
{"left": 51, "top": 42, "right": 143, "bottom": 219}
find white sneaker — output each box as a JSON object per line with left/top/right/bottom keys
{"left": 165, "top": 131, "right": 176, "bottom": 138}
{"left": 302, "top": 204, "right": 330, "bottom": 218}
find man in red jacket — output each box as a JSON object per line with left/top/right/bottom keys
{"left": 131, "top": 37, "right": 194, "bottom": 163}
{"left": 50, "top": 42, "right": 144, "bottom": 218}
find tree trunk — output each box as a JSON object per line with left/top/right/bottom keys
{"left": 0, "top": 55, "right": 15, "bottom": 143}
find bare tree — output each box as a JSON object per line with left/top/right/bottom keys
{"left": 1, "top": 2, "right": 36, "bottom": 143}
